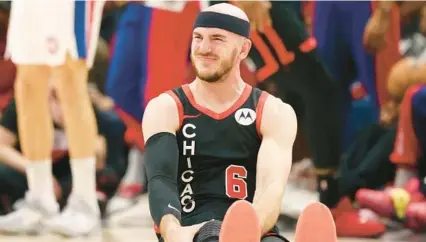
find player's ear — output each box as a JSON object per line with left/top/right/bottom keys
{"left": 239, "top": 38, "right": 252, "bottom": 60}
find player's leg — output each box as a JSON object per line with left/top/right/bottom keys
{"left": 46, "top": 0, "right": 106, "bottom": 236}
{"left": 14, "top": 66, "right": 56, "bottom": 204}
{"left": 0, "top": 163, "right": 42, "bottom": 233}
{"left": 47, "top": 57, "right": 100, "bottom": 232}
{"left": 1, "top": 0, "right": 60, "bottom": 233}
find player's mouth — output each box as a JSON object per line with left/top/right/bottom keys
{"left": 197, "top": 55, "right": 218, "bottom": 62}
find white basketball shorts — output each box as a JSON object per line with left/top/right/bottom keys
{"left": 6, "top": 0, "right": 105, "bottom": 68}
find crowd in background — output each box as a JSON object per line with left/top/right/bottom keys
{"left": 0, "top": 0, "right": 426, "bottom": 237}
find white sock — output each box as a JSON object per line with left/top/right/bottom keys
{"left": 70, "top": 157, "right": 98, "bottom": 211}
{"left": 26, "top": 160, "right": 58, "bottom": 210}
{"left": 394, "top": 166, "right": 417, "bottom": 188}
{"left": 122, "top": 147, "right": 144, "bottom": 185}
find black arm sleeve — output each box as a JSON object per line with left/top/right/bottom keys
{"left": 144, "top": 132, "right": 182, "bottom": 227}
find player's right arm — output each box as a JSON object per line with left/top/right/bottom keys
{"left": 142, "top": 93, "right": 182, "bottom": 239}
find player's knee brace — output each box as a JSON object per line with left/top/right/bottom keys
{"left": 194, "top": 220, "right": 222, "bottom": 242}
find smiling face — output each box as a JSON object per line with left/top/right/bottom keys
{"left": 190, "top": 27, "right": 246, "bottom": 83}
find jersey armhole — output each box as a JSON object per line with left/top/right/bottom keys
{"left": 255, "top": 91, "right": 269, "bottom": 137}
{"left": 166, "top": 90, "right": 184, "bottom": 130}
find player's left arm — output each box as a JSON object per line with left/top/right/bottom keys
{"left": 253, "top": 95, "right": 297, "bottom": 235}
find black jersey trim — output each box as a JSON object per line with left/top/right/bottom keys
{"left": 166, "top": 90, "right": 184, "bottom": 129}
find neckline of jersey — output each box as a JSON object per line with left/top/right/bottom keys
{"left": 182, "top": 84, "right": 253, "bottom": 120}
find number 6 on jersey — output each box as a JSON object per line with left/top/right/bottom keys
{"left": 225, "top": 165, "right": 248, "bottom": 200}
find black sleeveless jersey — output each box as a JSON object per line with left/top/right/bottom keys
{"left": 167, "top": 84, "right": 269, "bottom": 225}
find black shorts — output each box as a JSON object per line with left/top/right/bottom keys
{"left": 158, "top": 220, "right": 289, "bottom": 242}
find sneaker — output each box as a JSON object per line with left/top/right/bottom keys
{"left": 45, "top": 195, "right": 101, "bottom": 237}
{"left": 106, "top": 183, "right": 143, "bottom": 215}
{"left": 0, "top": 193, "right": 58, "bottom": 235}
{"left": 332, "top": 198, "right": 385, "bottom": 238}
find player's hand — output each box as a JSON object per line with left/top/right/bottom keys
{"left": 363, "top": 6, "right": 391, "bottom": 53}
{"left": 233, "top": 1, "right": 272, "bottom": 33}
{"left": 164, "top": 222, "right": 206, "bottom": 242}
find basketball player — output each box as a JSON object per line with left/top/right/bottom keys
{"left": 143, "top": 3, "right": 296, "bottom": 242}
{"left": 1, "top": 0, "right": 105, "bottom": 236}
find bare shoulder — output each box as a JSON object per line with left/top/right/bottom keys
{"left": 260, "top": 95, "right": 297, "bottom": 140}
{"left": 142, "top": 93, "right": 181, "bottom": 142}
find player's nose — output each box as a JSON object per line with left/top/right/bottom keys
{"left": 197, "top": 39, "right": 213, "bottom": 54}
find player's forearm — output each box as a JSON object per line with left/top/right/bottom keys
{"left": 0, "top": 146, "right": 29, "bottom": 173}
{"left": 252, "top": 181, "right": 285, "bottom": 235}
{"left": 145, "top": 132, "right": 183, "bottom": 235}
